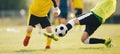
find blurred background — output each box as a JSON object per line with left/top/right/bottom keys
{"left": 0, "top": 0, "right": 120, "bottom": 54}
{"left": 0, "top": 0, "right": 120, "bottom": 26}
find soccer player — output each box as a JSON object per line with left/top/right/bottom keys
{"left": 23, "top": 0, "right": 60, "bottom": 49}
{"left": 72, "top": 0, "right": 83, "bottom": 31}
{"left": 55, "top": 0, "right": 68, "bottom": 25}
{"left": 55, "top": 0, "right": 74, "bottom": 25}
{"left": 65, "top": 0, "right": 116, "bottom": 47}
{"left": 72, "top": 0, "right": 83, "bottom": 17}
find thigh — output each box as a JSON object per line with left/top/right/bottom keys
{"left": 78, "top": 12, "right": 92, "bottom": 25}
{"left": 77, "top": 12, "right": 102, "bottom": 36}
{"left": 84, "top": 15, "right": 102, "bottom": 36}
{"left": 28, "top": 14, "right": 40, "bottom": 27}
{"left": 85, "top": 23, "right": 101, "bottom": 36}
{"left": 39, "top": 17, "right": 51, "bottom": 29}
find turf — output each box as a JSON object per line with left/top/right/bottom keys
{"left": 0, "top": 24, "right": 120, "bottom": 54}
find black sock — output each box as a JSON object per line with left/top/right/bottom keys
{"left": 89, "top": 38, "right": 105, "bottom": 44}
{"left": 66, "top": 23, "right": 72, "bottom": 31}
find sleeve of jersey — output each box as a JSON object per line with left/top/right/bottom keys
{"left": 52, "top": 0, "right": 57, "bottom": 7}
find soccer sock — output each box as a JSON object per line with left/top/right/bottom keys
{"left": 26, "top": 31, "right": 32, "bottom": 37}
{"left": 89, "top": 38, "right": 105, "bottom": 44}
{"left": 55, "top": 18, "right": 59, "bottom": 26}
{"left": 66, "top": 23, "right": 72, "bottom": 31}
{"left": 84, "top": 38, "right": 105, "bottom": 44}
{"left": 66, "top": 19, "right": 75, "bottom": 31}
{"left": 46, "top": 37, "right": 52, "bottom": 46}
{"left": 46, "top": 33, "right": 52, "bottom": 46}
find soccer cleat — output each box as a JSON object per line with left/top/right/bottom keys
{"left": 105, "top": 38, "right": 112, "bottom": 48}
{"left": 23, "top": 36, "right": 30, "bottom": 46}
{"left": 43, "top": 33, "right": 59, "bottom": 41}
{"left": 45, "top": 46, "right": 51, "bottom": 49}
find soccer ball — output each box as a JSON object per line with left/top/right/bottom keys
{"left": 55, "top": 24, "right": 68, "bottom": 37}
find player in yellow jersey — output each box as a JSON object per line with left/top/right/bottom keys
{"left": 57, "top": 0, "right": 116, "bottom": 48}
{"left": 72, "top": 0, "right": 83, "bottom": 16}
{"left": 23, "top": 0, "right": 60, "bottom": 49}
{"left": 71, "top": 0, "right": 83, "bottom": 31}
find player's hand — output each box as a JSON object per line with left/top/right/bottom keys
{"left": 53, "top": 7, "right": 61, "bottom": 17}
{"left": 70, "top": 13, "right": 75, "bottom": 18}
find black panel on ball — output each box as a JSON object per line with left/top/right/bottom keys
{"left": 60, "top": 27, "right": 64, "bottom": 30}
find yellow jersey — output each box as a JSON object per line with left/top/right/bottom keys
{"left": 91, "top": 0, "right": 116, "bottom": 23}
{"left": 29, "top": 0, "right": 53, "bottom": 17}
{"left": 72, "top": 0, "right": 83, "bottom": 9}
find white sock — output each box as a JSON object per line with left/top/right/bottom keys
{"left": 68, "top": 19, "right": 75, "bottom": 27}
{"left": 84, "top": 38, "right": 90, "bottom": 44}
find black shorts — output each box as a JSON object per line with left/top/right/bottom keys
{"left": 75, "top": 8, "right": 82, "bottom": 17}
{"left": 28, "top": 14, "right": 51, "bottom": 29}
{"left": 78, "top": 12, "right": 102, "bottom": 36}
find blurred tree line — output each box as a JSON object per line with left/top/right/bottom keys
{"left": 0, "top": 0, "right": 27, "bottom": 10}
{"left": 0, "top": 0, "right": 28, "bottom": 18}
{"left": 0, "top": 0, "right": 119, "bottom": 23}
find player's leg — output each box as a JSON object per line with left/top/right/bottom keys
{"left": 75, "top": 8, "right": 83, "bottom": 17}
{"left": 40, "top": 17, "right": 58, "bottom": 49}
{"left": 66, "top": 12, "right": 94, "bottom": 31}
{"left": 79, "top": 13, "right": 112, "bottom": 48}
{"left": 45, "top": 26, "right": 55, "bottom": 49}
{"left": 59, "top": 18, "right": 67, "bottom": 24}
{"left": 81, "top": 32, "right": 105, "bottom": 44}
{"left": 44, "top": 26, "right": 59, "bottom": 41}
{"left": 66, "top": 18, "right": 80, "bottom": 31}
{"left": 74, "top": 8, "right": 83, "bottom": 31}
{"left": 23, "top": 14, "right": 38, "bottom": 46}
{"left": 44, "top": 27, "right": 59, "bottom": 49}
{"left": 58, "top": 3, "right": 68, "bottom": 25}
{"left": 55, "top": 18, "right": 60, "bottom": 26}
{"left": 55, "top": 12, "right": 68, "bottom": 25}
{"left": 81, "top": 32, "right": 112, "bottom": 48}
{"left": 66, "top": 12, "right": 96, "bottom": 31}
{"left": 65, "top": 12, "right": 112, "bottom": 47}
{"left": 23, "top": 26, "right": 33, "bottom": 46}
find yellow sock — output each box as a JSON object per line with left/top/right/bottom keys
{"left": 46, "top": 37, "right": 52, "bottom": 46}
{"left": 26, "top": 31, "right": 32, "bottom": 37}
{"left": 55, "top": 19, "right": 59, "bottom": 26}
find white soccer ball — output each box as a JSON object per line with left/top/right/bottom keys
{"left": 55, "top": 24, "right": 68, "bottom": 37}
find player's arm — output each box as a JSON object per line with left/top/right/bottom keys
{"left": 51, "top": 0, "right": 61, "bottom": 16}
{"left": 52, "top": 0, "right": 57, "bottom": 7}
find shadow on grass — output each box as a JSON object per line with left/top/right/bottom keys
{"left": 79, "top": 47, "right": 104, "bottom": 50}
{"left": 15, "top": 49, "right": 49, "bottom": 53}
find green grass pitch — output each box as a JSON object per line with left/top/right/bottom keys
{"left": 0, "top": 24, "right": 120, "bottom": 54}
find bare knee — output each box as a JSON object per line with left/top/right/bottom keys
{"left": 45, "top": 26, "right": 52, "bottom": 33}
{"left": 81, "top": 32, "right": 90, "bottom": 44}
{"left": 81, "top": 38, "right": 86, "bottom": 43}
{"left": 27, "top": 26, "right": 33, "bottom": 32}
